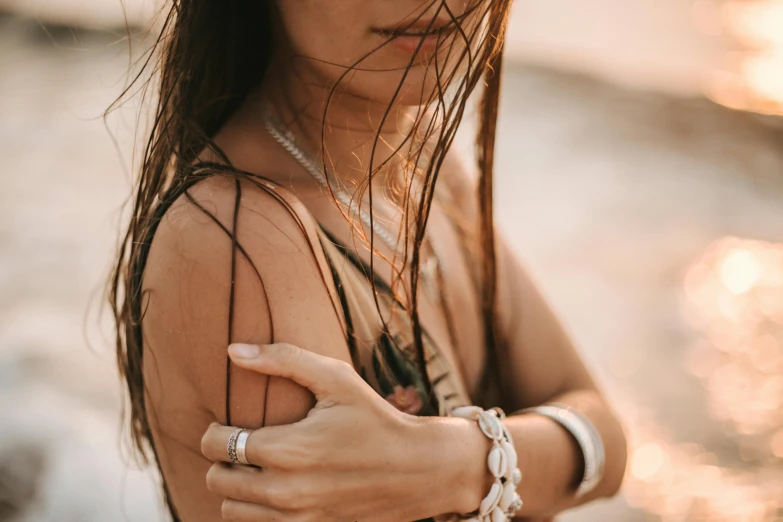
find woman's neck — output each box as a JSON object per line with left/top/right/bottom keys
{"left": 260, "top": 60, "right": 431, "bottom": 195}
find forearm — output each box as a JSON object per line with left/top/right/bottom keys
{"left": 508, "top": 389, "right": 626, "bottom": 517}
{"left": 434, "top": 389, "right": 627, "bottom": 519}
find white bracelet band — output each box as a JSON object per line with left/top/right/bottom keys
{"left": 450, "top": 406, "right": 523, "bottom": 522}
{"left": 521, "top": 404, "right": 605, "bottom": 498}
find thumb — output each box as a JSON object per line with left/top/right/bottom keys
{"left": 228, "top": 343, "right": 352, "bottom": 400}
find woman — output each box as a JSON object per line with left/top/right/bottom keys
{"left": 110, "top": 1, "right": 627, "bottom": 521}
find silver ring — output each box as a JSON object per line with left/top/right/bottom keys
{"left": 226, "top": 428, "right": 243, "bottom": 464}
{"left": 235, "top": 430, "right": 251, "bottom": 465}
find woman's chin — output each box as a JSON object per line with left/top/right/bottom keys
{"left": 344, "top": 73, "right": 450, "bottom": 109}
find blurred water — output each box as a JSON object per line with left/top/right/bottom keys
{"left": 507, "top": 0, "right": 726, "bottom": 96}
{"left": 1, "top": 9, "right": 783, "bottom": 522}
{"left": 486, "top": 69, "right": 783, "bottom": 521}
{"left": 509, "top": 0, "right": 783, "bottom": 117}
{"left": 0, "top": 15, "right": 165, "bottom": 522}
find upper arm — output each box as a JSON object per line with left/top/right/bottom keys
{"left": 440, "top": 151, "right": 595, "bottom": 407}
{"left": 140, "top": 176, "right": 351, "bottom": 520}
{"left": 495, "top": 236, "right": 596, "bottom": 407}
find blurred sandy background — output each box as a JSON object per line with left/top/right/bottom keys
{"left": 1, "top": 1, "right": 783, "bottom": 521}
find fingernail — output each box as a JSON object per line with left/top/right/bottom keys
{"left": 229, "top": 343, "right": 261, "bottom": 359}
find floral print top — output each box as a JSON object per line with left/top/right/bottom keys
{"left": 318, "top": 229, "right": 472, "bottom": 419}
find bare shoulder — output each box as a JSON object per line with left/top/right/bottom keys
{"left": 138, "top": 173, "right": 352, "bottom": 520}
{"left": 142, "top": 173, "right": 350, "bottom": 428}
{"left": 155, "top": 174, "right": 318, "bottom": 273}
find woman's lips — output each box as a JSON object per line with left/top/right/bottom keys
{"left": 373, "top": 18, "right": 455, "bottom": 54}
{"left": 386, "top": 33, "right": 446, "bottom": 53}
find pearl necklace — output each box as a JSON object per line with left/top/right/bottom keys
{"left": 261, "top": 102, "right": 403, "bottom": 254}
{"left": 260, "top": 102, "right": 442, "bottom": 300}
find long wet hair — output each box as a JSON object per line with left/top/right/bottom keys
{"left": 109, "top": 0, "right": 513, "bottom": 509}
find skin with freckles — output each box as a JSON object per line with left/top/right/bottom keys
{"left": 132, "top": 1, "right": 629, "bottom": 521}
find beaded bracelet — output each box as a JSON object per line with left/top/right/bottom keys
{"left": 450, "top": 406, "right": 523, "bottom": 522}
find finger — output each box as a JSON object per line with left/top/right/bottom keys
{"left": 202, "top": 423, "right": 295, "bottom": 468}
{"left": 228, "top": 342, "right": 355, "bottom": 399}
{"left": 206, "top": 463, "right": 266, "bottom": 503}
{"left": 220, "top": 498, "right": 283, "bottom": 522}
{"left": 207, "top": 464, "right": 312, "bottom": 513}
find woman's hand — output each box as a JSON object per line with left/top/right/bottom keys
{"left": 200, "top": 343, "right": 489, "bottom": 522}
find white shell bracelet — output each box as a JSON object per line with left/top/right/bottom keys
{"left": 450, "top": 406, "right": 523, "bottom": 522}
